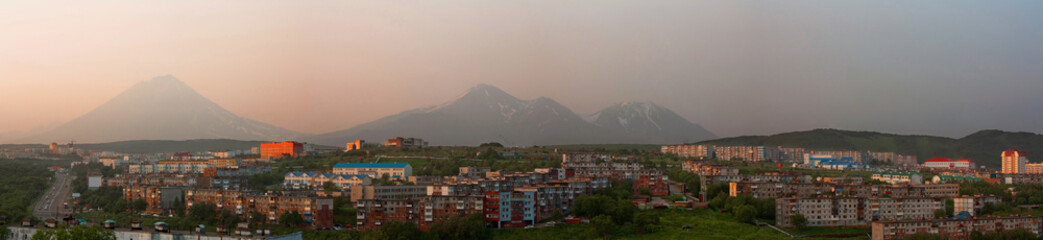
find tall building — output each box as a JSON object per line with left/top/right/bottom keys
{"left": 1001, "top": 149, "right": 1028, "bottom": 174}
{"left": 333, "top": 163, "right": 413, "bottom": 180}
{"left": 346, "top": 140, "right": 365, "bottom": 151}
{"left": 260, "top": 141, "right": 303, "bottom": 159}
{"left": 660, "top": 144, "right": 714, "bottom": 158}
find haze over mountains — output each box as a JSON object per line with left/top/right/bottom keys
{"left": 13, "top": 77, "right": 717, "bottom": 146}
{"left": 306, "top": 84, "right": 717, "bottom": 146}
{"left": 20, "top": 76, "right": 302, "bottom": 143}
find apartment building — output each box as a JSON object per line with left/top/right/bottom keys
{"left": 998, "top": 174, "right": 1043, "bottom": 184}
{"left": 730, "top": 182, "right": 959, "bottom": 199}
{"left": 660, "top": 144, "right": 714, "bottom": 158}
{"left": 871, "top": 216, "right": 1042, "bottom": 240}
{"left": 333, "top": 163, "right": 412, "bottom": 180}
{"left": 1002, "top": 149, "right": 1029, "bottom": 174}
{"left": 355, "top": 199, "right": 417, "bottom": 231}
{"left": 714, "top": 146, "right": 778, "bottom": 162}
{"left": 954, "top": 195, "right": 1002, "bottom": 216}
{"left": 923, "top": 158, "right": 976, "bottom": 170}
{"left": 349, "top": 185, "right": 427, "bottom": 202}
{"left": 384, "top": 137, "right": 427, "bottom": 147}
{"left": 123, "top": 186, "right": 185, "bottom": 214}
{"left": 183, "top": 189, "right": 334, "bottom": 227}
{"left": 633, "top": 174, "right": 670, "bottom": 196}
{"left": 871, "top": 171, "right": 923, "bottom": 185}
{"left": 417, "top": 195, "right": 484, "bottom": 230}
{"left": 778, "top": 147, "right": 807, "bottom": 162}
{"left": 282, "top": 172, "right": 372, "bottom": 190}
{"left": 776, "top": 197, "right": 943, "bottom": 228}
{"left": 484, "top": 191, "right": 536, "bottom": 228}
{"left": 681, "top": 160, "right": 739, "bottom": 176}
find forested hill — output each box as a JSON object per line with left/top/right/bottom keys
{"left": 695, "top": 129, "right": 1043, "bottom": 168}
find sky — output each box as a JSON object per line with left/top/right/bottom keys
{"left": 1, "top": 1, "right": 1042, "bottom": 139}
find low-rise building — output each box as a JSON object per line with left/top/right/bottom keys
{"left": 349, "top": 185, "right": 427, "bottom": 202}
{"left": 871, "top": 171, "right": 923, "bottom": 185}
{"left": 333, "top": 163, "right": 412, "bottom": 180}
{"left": 871, "top": 216, "right": 1042, "bottom": 240}
{"left": 682, "top": 160, "right": 738, "bottom": 176}
{"left": 776, "top": 197, "right": 943, "bottom": 228}
{"left": 953, "top": 195, "right": 1002, "bottom": 216}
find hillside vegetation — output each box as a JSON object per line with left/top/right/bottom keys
{"left": 696, "top": 129, "right": 1043, "bottom": 168}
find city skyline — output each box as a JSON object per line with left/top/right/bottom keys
{"left": 2, "top": 1, "right": 1042, "bottom": 139}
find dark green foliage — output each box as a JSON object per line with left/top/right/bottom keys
{"left": 633, "top": 211, "right": 661, "bottom": 234}
{"left": 0, "top": 160, "right": 53, "bottom": 221}
{"left": 428, "top": 214, "right": 490, "bottom": 240}
{"left": 131, "top": 199, "right": 148, "bottom": 212}
{"left": 479, "top": 142, "right": 504, "bottom": 148}
{"left": 573, "top": 195, "right": 633, "bottom": 225}
{"left": 219, "top": 209, "right": 239, "bottom": 229}
{"left": 250, "top": 212, "right": 266, "bottom": 225}
{"left": 247, "top": 172, "right": 284, "bottom": 191}
{"left": 790, "top": 214, "right": 807, "bottom": 229}
{"left": 589, "top": 215, "right": 615, "bottom": 239}
{"left": 30, "top": 225, "right": 116, "bottom": 240}
{"left": 667, "top": 169, "right": 701, "bottom": 195}
{"left": 934, "top": 209, "right": 947, "bottom": 219}
{"left": 188, "top": 202, "right": 217, "bottom": 224}
{"left": 171, "top": 197, "right": 186, "bottom": 217}
{"left": 280, "top": 211, "right": 304, "bottom": 227}
{"left": 365, "top": 221, "right": 423, "bottom": 240}
{"left": 705, "top": 183, "right": 729, "bottom": 201}
{"left": 734, "top": 205, "right": 757, "bottom": 223}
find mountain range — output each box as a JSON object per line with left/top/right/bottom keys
{"left": 696, "top": 128, "right": 1043, "bottom": 168}
{"left": 16, "top": 76, "right": 718, "bottom": 146}
{"left": 305, "top": 84, "right": 717, "bottom": 146}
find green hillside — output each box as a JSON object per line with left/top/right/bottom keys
{"left": 695, "top": 129, "right": 1043, "bottom": 168}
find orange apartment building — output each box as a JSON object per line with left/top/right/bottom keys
{"left": 260, "top": 141, "right": 303, "bottom": 159}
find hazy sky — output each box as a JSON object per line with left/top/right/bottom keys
{"left": 1, "top": 1, "right": 1042, "bottom": 138}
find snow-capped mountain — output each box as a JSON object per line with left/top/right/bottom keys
{"left": 307, "top": 84, "right": 716, "bottom": 146}
{"left": 20, "top": 75, "right": 302, "bottom": 143}
{"left": 588, "top": 101, "right": 717, "bottom": 143}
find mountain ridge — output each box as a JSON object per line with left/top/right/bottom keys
{"left": 305, "top": 84, "right": 716, "bottom": 146}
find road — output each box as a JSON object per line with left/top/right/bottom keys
{"left": 32, "top": 171, "right": 74, "bottom": 221}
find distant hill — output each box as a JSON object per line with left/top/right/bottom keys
{"left": 20, "top": 75, "right": 302, "bottom": 143}
{"left": 307, "top": 84, "right": 716, "bottom": 146}
{"left": 695, "top": 129, "right": 1043, "bottom": 168}
{"left": 76, "top": 139, "right": 268, "bottom": 153}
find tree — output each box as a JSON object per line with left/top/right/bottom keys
{"left": 589, "top": 215, "right": 615, "bottom": 240}
{"left": 0, "top": 226, "right": 10, "bottom": 240}
{"left": 31, "top": 226, "right": 115, "bottom": 240}
{"left": 219, "top": 209, "right": 239, "bottom": 229}
{"left": 131, "top": 199, "right": 148, "bottom": 212}
{"left": 323, "top": 182, "right": 339, "bottom": 192}
{"left": 479, "top": 142, "right": 504, "bottom": 148}
{"left": 280, "top": 211, "right": 304, "bottom": 227}
{"left": 634, "top": 212, "right": 660, "bottom": 234}
{"left": 790, "top": 214, "right": 808, "bottom": 229}
{"left": 171, "top": 197, "right": 186, "bottom": 217}
{"left": 934, "top": 209, "right": 947, "bottom": 219}
{"left": 188, "top": 202, "right": 217, "bottom": 223}
{"left": 365, "top": 222, "right": 423, "bottom": 240}
{"left": 250, "top": 212, "right": 267, "bottom": 226}
{"left": 734, "top": 205, "right": 757, "bottom": 223}
{"left": 945, "top": 198, "right": 955, "bottom": 218}
{"left": 428, "top": 214, "right": 489, "bottom": 240}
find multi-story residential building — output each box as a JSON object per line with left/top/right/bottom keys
{"left": 384, "top": 137, "right": 427, "bottom": 147}
{"left": 208, "top": 158, "right": 236, "bottom": 168}
{"left": 333, "top": 163, "right": 412, "bottom": 180}
{"left": 561, "top": 153, "right": 651, "bottom": 180}
{"left": 871, "top": 171, "right": 923, "bottom": 185}
{"left": 355, "top": 199, "right": 417, "bottom": 231}
{"left": 778, "top": 147, "right": 807, "bottom": 162}
{"left": 923, "top": 158, "right": 976, "bottom": 170}
{"left": 871, "top": 216, "right": 1042, "bottom": 240}
{"left": 459, "top": 167, "right": 491, "bottom": 178}
{"left": 123, "top": 186, "right": 185, "bottom": 214}
{"left": 282, "top": 172, "right": 372, "bottom": 190}
{"left": 633, "top": 174, "right": 669, "bottom": 196}
{"left": 731, "top": 182, "right": 958, "bottom": 199}
{"left": 776, "top": 197, "right": 943, "bottom": 228}
{"left": 183, "top": 189, "right": 333, "bottom": 227}
{"left": 701, "top": 172, "right": 814, "bottom": 190}
{"left": 349, "top": 185, "right": 427, "bottom": 202}
{"left": 660, "top": 144, "right": 714, "bottom": 158}
{"left": 714, "top": 146, "right": 778, "bottom": 162}
{"left": 682, "top": 160, "right": 739, "bottom": 176}
{"left": 953, "top": 195, "right": 1002, "bottom": 216}
{"left": 106, "top": 173, "right": 201, "bottom": 188}
{"left": 484, "top": 191, "right": 536, "bottom": 228}
{"left": 1027, "top": 163, "right": 1043, "bottom": 174}
{"left": 260, "top": 141, "right": 303, "bottom": 159}
{"left": 930, "top": 175, "right": 983, "bottom": 184}
{"left": 808, "top": 150, "right": 867, "bottom": 164}
{"left": 997, "top": 174, "right": 1043, "bottom": 184}
{"left": 818, "top": 176, "right": 864, "bottom": 185}
{"left": 1002, "top": 149, "right": 1028, "bottom": 174}
{"left": 417, "top": 195, "right": 484, "bottom": 230}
